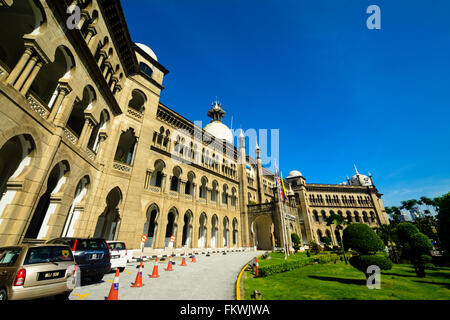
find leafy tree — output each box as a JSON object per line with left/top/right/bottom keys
{"left": 385, "top": 206, "right": 402, "bottom": 223}
{"left": 375, "top": 224, "right": 399, "bottom": 263}
{"left": 395, "top": 222, "right": 433, "bottom": 277}
{"left": 408, "top": 232, "right": 433, "bottom": 277}
{"left": 343, "top": 224, "right": 384, "bottom": 254}
{"left": 308, "top": 240, "right": 320, "bottom": 255}
{"left": 435, "top": 192, "right": 450, "bottom": 257}
{"left": 322, "top": 236, "right": 331, "bottom": 249}
{"left": 325, "top": 213, "right": 348, "bottom": 264}
{"left": 343, "top": 224, "right": 392, "bottom": 278}
{"left": 291, "top": 233, "right": 301, "bottom": 252}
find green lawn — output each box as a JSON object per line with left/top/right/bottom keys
{"left": 244, "top": 257, "right": 450, "bottom": 300}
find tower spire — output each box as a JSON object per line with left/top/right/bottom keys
{"left": 354, "top": 163, "right": 359, "bottom": 175}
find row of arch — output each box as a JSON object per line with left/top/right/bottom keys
{"left": 143, "top": 204, "right": 239, "bottom": 249}
{"left": 152, "top": 125, "right": 238, "bottom": 179}
{"left": 147, "top": 159, "right": 238, "bottom": 206}
{"left": 312, "top": 209, "right": 379, "bottom": 224}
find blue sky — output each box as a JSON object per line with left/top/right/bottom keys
{"left": 121, "top": 0, "right": 450, "bottom": 207}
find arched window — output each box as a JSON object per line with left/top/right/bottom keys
{"left": 139, "top": 62, "right": 153, "bottom": 78}
{"left": 128, "top": 89, "right": 146, "bottom": 113}
{"left": 114, "top": 128, "right": 138, "bottom": 165}
{"left": 67, "top": 86, "right": 96, "bottom": 137}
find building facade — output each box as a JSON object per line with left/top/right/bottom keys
{"left": 0, "top": 0, "right": 389, "bottom": 253}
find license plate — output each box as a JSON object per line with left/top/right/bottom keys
{"left": 90, "top": 253, "right": 101, "bottom": 260}
{"left": 112, "top": 255, "right": 120, "bottom": 259}
{"left": 38, "top": 270, "right": 64, "bottom": 281}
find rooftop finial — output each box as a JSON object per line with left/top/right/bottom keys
{"left": 354, "top": 163, "right": 359, "bottom": 175}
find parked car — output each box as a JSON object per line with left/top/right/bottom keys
{"left": 0, "top": 244, "right": 77, "bottom": 300}
{"left": 106, "top": 241, "right": 127, "bottom": 272}
{"left": 46, "top": 238, "right": 111, "bottom": 282}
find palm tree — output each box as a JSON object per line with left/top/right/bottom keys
{"left": 385, "top": 206, "right": 402, "bottom": 223}
{"left": 325, "top": 213, "right": 348, "bottom": 264}
{"left": 375, "top": 224, "right": 399, "bottom": 263}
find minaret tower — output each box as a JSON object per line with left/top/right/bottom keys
{"left": 238, "top": 129, "right": 250, "bottom": 248}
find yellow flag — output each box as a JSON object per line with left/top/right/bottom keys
{"left": 280, "top": 172, "right": 287, "bottom": 202}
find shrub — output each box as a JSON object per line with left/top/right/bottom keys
{"left": 308, "top": 241, "right": 320, "bottom": 254}
{"left": 349, "top": 254, "right": 393, "bottom": 277}
{"left": 257, "top": 254, "right": 341, "bottom": 277}
{"left": 396, "top": 222, "right": 420, "bottom": 245}
{"left": 291, "top": 233, "right": 301, "bottom": 252}
{"left": 343, "top": 224, "right": 384, "bottom": 254}
{"left": 409, "top": 233, "right": 433, "bottom": 277}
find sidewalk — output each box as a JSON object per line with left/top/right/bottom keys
{"left": 69, "top": 250, "right": 262, "bottom": 300}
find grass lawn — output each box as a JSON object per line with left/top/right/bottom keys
{"left": 244, "top": 256, "right": 450, "bottom": 300}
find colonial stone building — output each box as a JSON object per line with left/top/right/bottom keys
{"left": 0, "top": 0, "right": 389, "bottom": 253}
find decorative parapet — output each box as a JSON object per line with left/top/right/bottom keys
{"left": 26, "top": 93, "right": 48, "bottom": 118}
{"left": 168, "top": 191, "right": 178, "bottom": 198}
{"left": 127, "top": 107, "right": 144, "bottom": 122}
{"left": 198, "top": 198, "right": 206, "bottom": 204}
{"left": 183, "top": 194, "right": 193, "bottom": 201}
{"left": 113, "top": 161, "right": 132, "bottom": 173}
{"left": 85, "top": 147, "right": 96, "bottom": 161}
{"left": 63, "top": 127, "right": 78, "bottom": 145}
{"left": 148, "top": 186, "right": 161, "bottom": 194}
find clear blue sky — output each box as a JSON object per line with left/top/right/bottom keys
{"left": 121, "top": 0, "right": 450, "bottom": 207}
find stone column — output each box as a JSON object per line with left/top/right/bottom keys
{"left": 97, "top": 51, "right": 107, "bottom": 67}
{"left": 48, "top": 83, "right": 72, "bottom": 122}
{"left": 13, "top": 55, "right": 38, "bottom": 91}
{"left": 85, "top": 27, "right": 96, "bottom": 45}
{"left": 95, "top": 131, "right": 108, "bottom": 162}
{"left": 6, "top": 47, "right": 33, "bottom": 86}
{"left": 77, "top": 117, "right": 95, "bottom": 149}
{"left": 20, "top": 60, "right": 43, "bottom": 95}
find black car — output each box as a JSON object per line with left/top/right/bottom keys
{"left": 46, "top": 238, "right": 111, "bottom": 282}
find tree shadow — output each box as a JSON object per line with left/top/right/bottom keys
{"left": 413, "top": 280, "right": 450, "bottom": 289}
{"left": 308, "top": 275, "right": 366, "bottom": 285}
{"left": 382, "top": 272, "right": 418, "bottom": 278}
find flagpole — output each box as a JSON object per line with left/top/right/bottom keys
{"left": 274, "top": 161, "right": 288, "bottom": 260}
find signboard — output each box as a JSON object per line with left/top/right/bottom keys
{"left": 168, "top": 235, "right": 176, "bottom": 248}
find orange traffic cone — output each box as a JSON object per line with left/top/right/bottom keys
{"left": 131, "top": 261, "right": 144, "bottom": 287}
{"left": 106, "top": 269, "right": 120, "bottom": 300}
{"left": 166, "top": 255, "right": 174, "bottom": 271}
{"left": 150, "top": 258, "right": 160, "bottom": 278}
{"left": 254, "top": 258, "right": 259, "bottom": 278}
{"left": 191, "top": 251, "right": 197, "bottom": 263}
{"left": 181, "top": 253, "right": 187, "bottom": 266}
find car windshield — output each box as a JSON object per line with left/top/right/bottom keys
{"left": 109, "top": 242, "right": 125, "bottom": 250}
{"left": 76, "top": 240, "right": 106, "bottom": 251}
{"left": 24, "top": 246, "right": 74, "bottom": 265}
{"left": 0, "top": 248, "right": 21, "bottom": 267}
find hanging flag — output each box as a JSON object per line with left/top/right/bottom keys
{"left": 280, "top": 172, "right": 288, "bottom": 203}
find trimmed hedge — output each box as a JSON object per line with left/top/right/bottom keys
{"left": 258, "top": 254, "right": 340, "bottom": 277}
{"left": 349, "top": 254, "right": 393, "bottom": 273}
{"left": 343, "top": 223, "right": 384, "bottom": 254}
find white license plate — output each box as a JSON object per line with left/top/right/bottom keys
{"left": 90, "top": 254, "right": 99, "bottom": 260}
{"left": 112, "top": 255, "right": 120, "bottom": 259}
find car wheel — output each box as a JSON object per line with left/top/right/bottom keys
{"left": 118, "top": 267, "right": 125, "bottom": 273}
{"left": 0, "top": 288, "right": 7, "bottom": 301}
{"left": 55, "top": 291, "right": 72, "bottom": 300}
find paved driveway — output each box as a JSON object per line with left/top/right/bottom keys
{"left": 69, "top": 251, "right": 261, "bottom": 300}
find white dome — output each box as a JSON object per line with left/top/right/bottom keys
{"left": 136, "top": 43, "right": 158, "bottom": 61}
{"left": 350, "top": 174, "right": 372, "bottom": 187}
{"left": 204, "top": 121, "right": 234, "bottom": 145}
{"left": 287, "top": 170, "right": 303, "bottom": 179}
